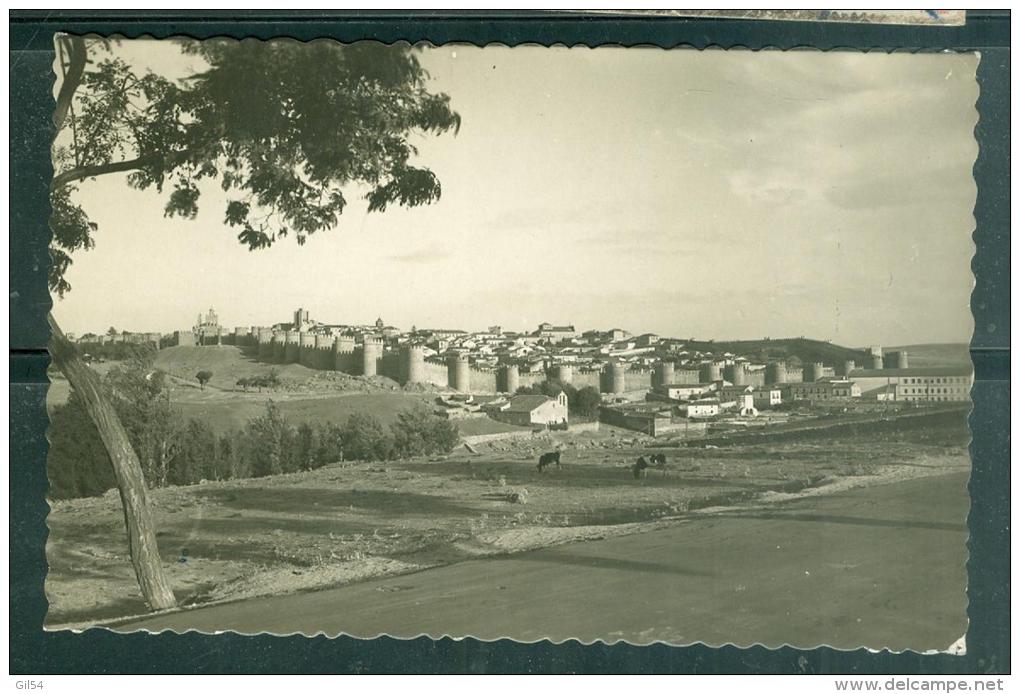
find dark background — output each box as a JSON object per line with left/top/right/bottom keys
{"left": 9, "top": 10, "right": 1011, "bottom": 674}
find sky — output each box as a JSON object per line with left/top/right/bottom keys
{"left": 53, "top": 41, "right": 979, "bottom": 347}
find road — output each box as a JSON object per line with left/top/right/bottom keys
{"left": 121, "top": 471, "right": 969, "bottom": 651}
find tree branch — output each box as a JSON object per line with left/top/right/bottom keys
{"left": 51, "top": 155, "right": 156, "bottom": 190}
{"left": 53, "top": 35, "right": 87, "bottom": 132}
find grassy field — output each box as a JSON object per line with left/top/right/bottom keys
{"left": 45, "top": 420, "right": 969, "bottom": 627}
{"left": 153, "top": 345, "right": 321, "bottom": 390}
{"left": 47, "top": 345, "right": 442, "bottom": 433}
{"left": 173, "top": 391, "right": 438, "bottom": 433}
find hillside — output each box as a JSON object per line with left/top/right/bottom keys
{"left": 887, "top": 343, "right": 971, "bottom": 368}
{"left": 681, "top": 338, "right": 869, "bottom": 366}
{"left": 153, "top": 344, "right": 317, "bottom": 390}
{"left": 174, "top": 392, "right": 437, "bottom": 434}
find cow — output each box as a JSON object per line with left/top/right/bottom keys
{"left": 537, "top": 450, "right": 561, "bottom": 472}
{"left": 650, "top": 453, "right": 667, "bottom": 468}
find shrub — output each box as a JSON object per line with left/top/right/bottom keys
{"left": 390, "top": 406, "right": 459, "bottom": 458}
{"left": 174, "top": 418, "right": 218, "bottom": 485}
{"left": 295, "top": 422, "right": 318, "bottom": 471}
{"left": 47, "top": 392, "right": 117, "bottom": 499}
{"left": 241, "top": 400, "right": 289, "bottom": 477}
{"left": 315, "top": 422, "right": 345, "bottom": 467}
{"left": 571, "top": 386, "right": 602, "bottom": 418}
{"left": 341, "top": 412, "right": 393, "bottom": 461}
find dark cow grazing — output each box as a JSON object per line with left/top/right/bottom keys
{"left": 632, "top": 456, "right": 651, "bottom": 479}
{"left": 537, "top": 451, "right": 561, "bottom": 472}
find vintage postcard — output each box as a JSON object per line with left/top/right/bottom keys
{"left": 46, "top": 37, "right": 978, "bottom": 651}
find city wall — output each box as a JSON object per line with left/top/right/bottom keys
{"left": 158, "top": 328, "right": 883, "bottom": 396}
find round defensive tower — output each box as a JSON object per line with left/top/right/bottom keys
{"left": 699, "top": 362, "right": 722, "bottom": 383}
{"left": 764, "top": 361, "right": 787, "bottom": 385}
{"left": 284, "top": 330, "right": 301, "bottom": 363}
{"left": 271, "top": 331, "right": 285, "bottom": 362}
{"left": 314, "top": 334, "right": 332, "bottom": 370}
{"left": 402, "top": 344, "right": 426, "bottom": 385}
{"left": 362, "top": 336, "right": 383, "bottom": 377}
{"left": 499, "top": 364, "right": 520, "bottom": 394}
{"left": 655, "top": 361, "right": 675, "bottom": 388}
{"left": 448, "top": 353, "right": 470, "bottom": 392}
{"left": 869, "top": 354, "right": 885, "bottom": 370}
{"left": 257, "top": 328, "right": 274, "bottom": 361}
{"left": 554, "top": 364, "right": 573, "bottom": 384}
{"left": 888, "top": 350, "right": 909, "bottom": 369}
{"left": 299, "top": 332, "right": 316, "bottom": 368}
{"left": 805, "top": 362, "right": 825, "bottom": 382}
{"left": 333, "top": 334, "right": 356, "bottom": 372}
{"left": 837, "top": 360, "right": 856, "bottom": 377}
{"left": 724, "top": 363, "right": 747, "bottom": 386}
{"left": 608, "top": 362, "right": 626, "bottom": 394}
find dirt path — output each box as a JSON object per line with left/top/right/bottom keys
{"left": 116, "top": 471, "right": 969, "bottom": 651}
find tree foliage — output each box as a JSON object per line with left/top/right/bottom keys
{"left": 340, "top": 412, "right": 394, "bottom": 462}
{"left": 48, "top": 390, "right": 118, "bottom": 499}
{"left": 48, "top": 397, "right": 462, "bottom": 499}
{"left": 104, "top": 356, "right": 185, "bottom": 488}
{"left": 516, "top": 380, "right": 602, "bottom": 418}
{"left": 51, "top": 36, "right": 460, "bottom": 295}
{"left": 572, "top": 386, "right": 602, "bottom": 418}
{"left": 390, "top": 406, "right": 459, "bottom": 458}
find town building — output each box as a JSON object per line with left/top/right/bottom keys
{"left": 848, "top": 367, "right": 973, "bottom": 403}
{"left": 661, "top": 383, "right": 716, "bottom": 401}
{"left": 490, "top": 393, "right": 569, "bottom": 427}
{"left": 782, "top": 378, "right": 861, "bottom": 402}
{"left": 535, "top": 322, "right": 577, "bottom": 342}
{"left": 752, "top": 385, "right": 783, "bottom": 409}
{"left": 599, "top": 402, "right": 680, "bottom": 436}
{"left": 679, "top": 398, "right": 721, "bottom": 419}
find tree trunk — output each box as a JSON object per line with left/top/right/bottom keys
{"left": 48, "top": 313, "right": 177, "bottom": 610}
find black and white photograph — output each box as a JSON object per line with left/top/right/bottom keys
{"left": 45, "top": 35, "right": 978, "bottom": 651}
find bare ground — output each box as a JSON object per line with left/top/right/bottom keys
{"left": 44, "top": 423, "right": 968, "bottom": 629}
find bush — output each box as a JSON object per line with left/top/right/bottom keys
{"left": 315, "top": 422, "right": 345, "bottom": 467}
{"left": 174, "top": 418, "right": 218, "bottom": 485}
{"left": 74, "top": 341, "right": 157, "bottom": 363}
{"left": 295, "top": 422, "right": 319, "bottom": 472}
{"left": 516, "top": 379, "right": 600, "bottom": 418}
{"left": 572, "top": 386, "right": 602, "bottom": 418}
{"left": 47, "top": 392, "right": 117, "bottom": 499}
{"left": 390, "top": 407, "right": 459, "bottom": 458}
{"left": 241, "top": 401, "right": 288, "bottom": 477}
{"left": 341, "top": 412, "right": 393, "bottom": 461}
{"left": 196, "top": 370, "right": 213, "bottom": 389}
{"left": 250, "top": 368, "right": 281, "bottom": 392}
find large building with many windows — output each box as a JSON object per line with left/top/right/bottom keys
{"left": 782, "top": 378, "right": 861, "bottom": 402}
{"left": 848, "top": 367, "right": 972, "bottom": 403}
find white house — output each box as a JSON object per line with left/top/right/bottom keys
{"left": 491, "top": 393, "right": 569, "bottom": 427}
{"left": 681, "top": 398, "right": 721, "bottom": 419}
{"left": 663, "top": 383, "right": 716, "bottom": 401}
{"left": 752, "top": 386, "right": 783, "bottom": 409}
